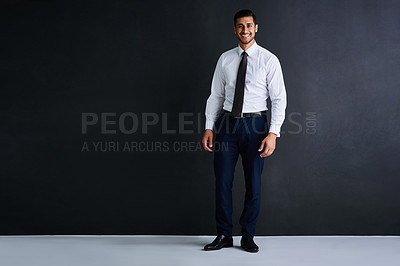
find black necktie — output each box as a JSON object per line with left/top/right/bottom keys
{"left": 231, "top": 51, "right": 248, "bottom": 117}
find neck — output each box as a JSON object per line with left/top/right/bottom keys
{"left": 239, "top": 39, "right": 255, "bottom": 51}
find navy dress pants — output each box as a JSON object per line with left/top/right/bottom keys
{"left": 213, "top": 113, "right": 268, "bottom": 237}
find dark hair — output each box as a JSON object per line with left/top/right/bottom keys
{"left": 234, "top": 9, "right": 257, "bottom": 26}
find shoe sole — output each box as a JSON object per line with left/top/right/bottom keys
{"left": 241, "top": 241, "right": 259, "bottom": 253}
{"left": 204, "top": 242, "right": 233, "bottom": 251}
{"left": 241, "top": 246, "right": 259, "bottom": 253}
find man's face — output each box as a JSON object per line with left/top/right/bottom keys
{"left": 234, "top": 16, "right": 258, "bottom": 45}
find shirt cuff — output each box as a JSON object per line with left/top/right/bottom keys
{"left": 205, "top": 119, "right": 215, "bottom": 131}
{"left": 269, "top": 124, "right": 281, "bottom": 137}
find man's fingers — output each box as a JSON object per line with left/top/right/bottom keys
{"left": 260, "top": 149, "right": 268, "bottom": 157}
{"left": 203, "top": 140, "right": 212, "bottom": 151}
{"left": 260, "top": 147, "right": 275, "bottom": 157}
{"left": 202, "top": 130, "right": 214, "bottom": 152}
{"left": 202, "top": 136, "right": 213, "bottom": 152}
{"left": 258, "top": 141, "right": 265, "bottom": 152}
{"left": 202, "top": 138, "right": 209, "bottom": 150}
{"left": 266, "top": 148, "right": 274, "bottom": 156}
{"left": 203, "top": 143, "right": 212, "bottom": 152}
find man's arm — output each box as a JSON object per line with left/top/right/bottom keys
{"left": 259, "top": 56, "right": 287, "bottom": 157}
{"left": 267, "top": 56, "right": 287, "bottom": 137}
{"left": 202, "top": 55, "right": 225, "bottom": 152}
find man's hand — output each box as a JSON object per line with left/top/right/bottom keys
{"left": 258, "top": 133, "right": 277, "bottom": 157}
{"left": 202, "top": 129, "right": 214, "bottom": 152}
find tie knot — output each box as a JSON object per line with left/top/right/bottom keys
{"left": 242, "top": 51, "right": 248, "bottom": 57}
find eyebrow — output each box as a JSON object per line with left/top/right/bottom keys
{"left": 237, "top": 23, "right": 254, "bottom": 26}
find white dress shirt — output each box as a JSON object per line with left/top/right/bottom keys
{"left": 205, "top": 41, "right": 287, "bottom": 137}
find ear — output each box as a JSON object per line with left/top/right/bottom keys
{"left": 255, "top": 24, "right": 258, "bottom": 32}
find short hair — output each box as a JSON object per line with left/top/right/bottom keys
{"left": 234, "top": 9, "right": 257, "bottom": 26}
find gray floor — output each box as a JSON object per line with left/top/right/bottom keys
{"left": 0, "top": 235, "right": 399, "bottom": 266}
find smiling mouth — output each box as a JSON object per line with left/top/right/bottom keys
{"left": 241, "top": 34, "right": 250, "bottom": 38}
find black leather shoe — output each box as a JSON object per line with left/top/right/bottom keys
{"left": 204, "top": 235, "right": 233, "bottom": 251}
{"left": 241, "top": 232, "right": 259, "bottom": 253}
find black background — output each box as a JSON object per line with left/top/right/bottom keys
{"left": 1, "top": 0, "right": 400, "bottom": 235}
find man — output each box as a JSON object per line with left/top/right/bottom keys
{"left": 202, "top": 9, "right": 287, "bottom": 253}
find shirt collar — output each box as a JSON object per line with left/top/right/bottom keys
{"left": 237, "top": 41, "right": 258, "bottom": 57}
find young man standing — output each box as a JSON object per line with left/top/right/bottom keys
{"left": 202, "top": 9, "right": 287, "bottom": 253}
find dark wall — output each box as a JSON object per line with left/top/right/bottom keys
{"left": 1, "top": 0, "right": 399, "bottom": 235}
